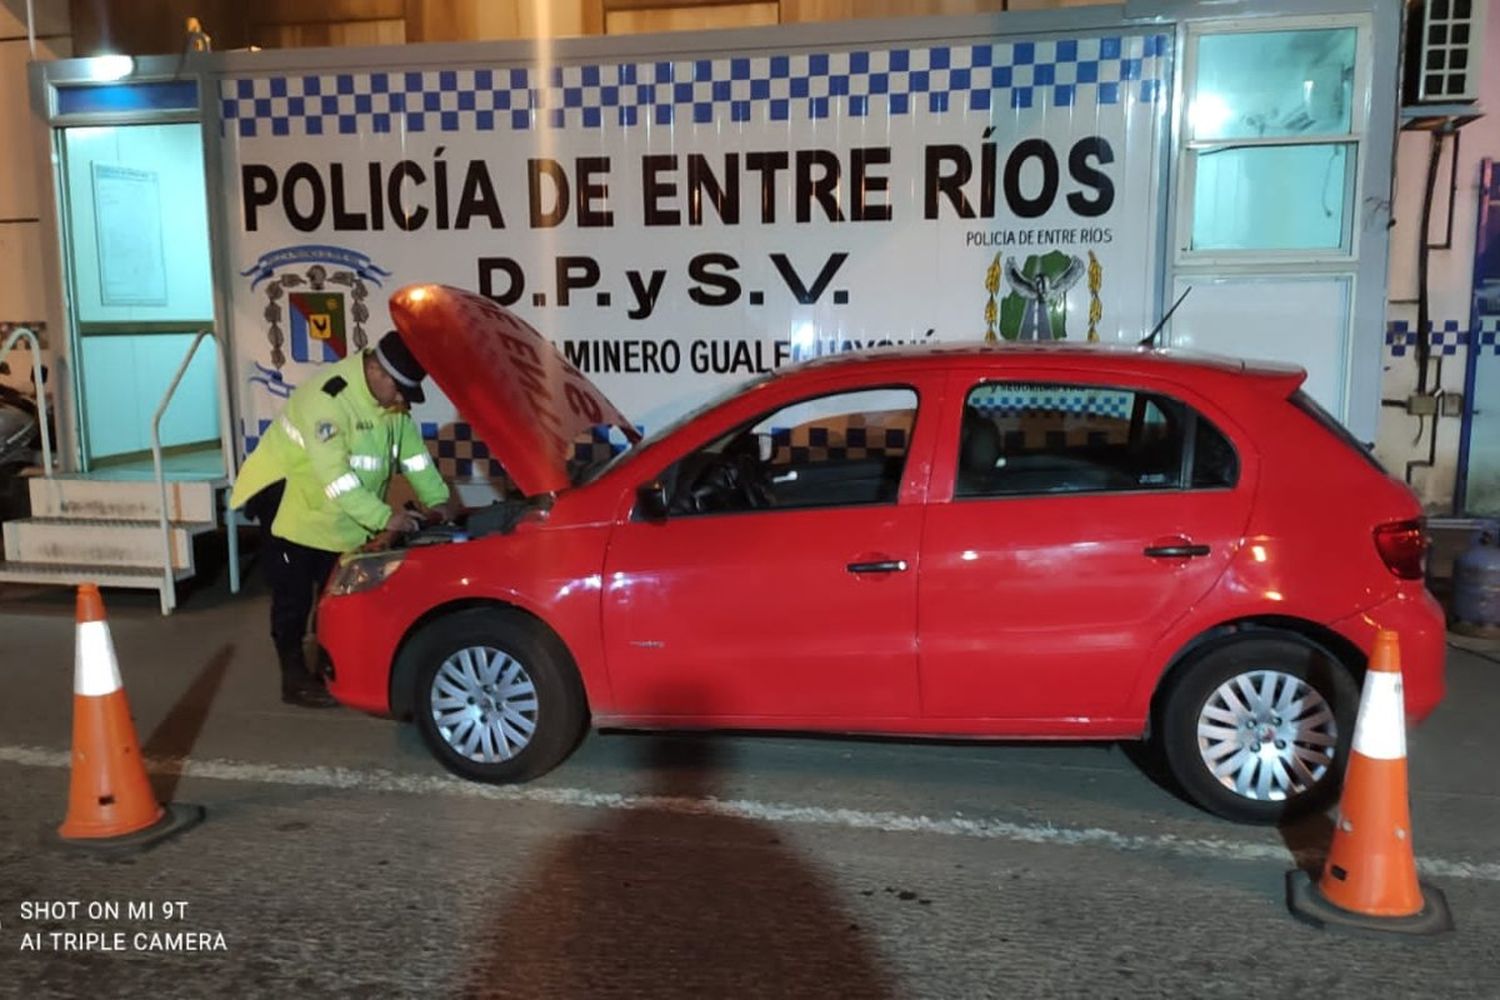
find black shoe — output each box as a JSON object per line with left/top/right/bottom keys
{"left": 281, "top": 684, "right": 339, "bottom": 709}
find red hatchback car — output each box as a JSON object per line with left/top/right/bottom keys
{"left": 318, "top": 285, "right": 1445, "bottom": 823}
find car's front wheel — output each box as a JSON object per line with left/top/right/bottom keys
{"left": 1159, "top": 634, "right": 1359, "bottom": 824}
{"left": 404, "top": 607, "right": 587, "bottom": 783}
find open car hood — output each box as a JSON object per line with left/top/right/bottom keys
{"left": 389, "top": 284, "right": 639, "bottom": 496}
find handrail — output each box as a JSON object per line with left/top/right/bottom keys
{"left": 0, "top": 327, "right": 54, "bottom": 478}
{"left": 212, "top": 328, "right": 241, "bottom": 599}
{"left": 151, "top": 329, "right": 217, "bottom": 614}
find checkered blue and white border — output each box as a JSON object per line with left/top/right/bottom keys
{"left": 1385, "top": 319, "right": 1498, "bottom": 357}
{"left": 221, "top": 35, "right": 1170, "bottom": 138}
{"left": 1475, "top": 315, "right": 1500, "bottom": 357}
{"left": 971, "top": 391, "right": 1133, "bottom": 420}
{"left": 241, "top": 418, "right": 628, "bottom": 483}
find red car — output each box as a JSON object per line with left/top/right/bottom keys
{"left": 318, "top": 285, "right": 1445, "bottom": 823}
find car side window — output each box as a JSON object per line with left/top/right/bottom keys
{"left": 955, "top": 382, "right": 1237, "bottom": 498}
{"left": 1191, "top": 412, "right": 1239, "bottom": 488}
{"left": 665, "top": 387, "right": 918, "bottom": 516}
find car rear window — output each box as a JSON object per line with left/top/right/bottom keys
{"left": 955, "top": 382, "right": 1238, "bottom": 497}
{"left": 1289, "top": 390, "right": 1387, "bottom": 474}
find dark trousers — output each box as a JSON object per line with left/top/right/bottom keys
{"left": 245, "top": 481, "right": 339, "bottom": 689}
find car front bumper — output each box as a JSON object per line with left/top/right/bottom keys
{"left": 317, "top": 588, "right": 404, "bottom": 715}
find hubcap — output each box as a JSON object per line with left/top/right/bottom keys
{"left": 1195, "top": 670, "right": 1337, "bottom": 803}
{"left": 430, "top": 646, "right": 539, "bottom": 763}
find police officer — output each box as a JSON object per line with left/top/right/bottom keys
{"left": 231, "top": 331, "right": 453, "bottom": 708}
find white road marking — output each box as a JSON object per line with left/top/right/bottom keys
{"left": 4, "top": 743, "right": 1496, "bottom": 882}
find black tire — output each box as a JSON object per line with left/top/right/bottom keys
{"left": 0, "top": 466, "right": 29, "bottom": 522}
{"left": 403, "top": 607, "right": 587, "bottom": 783}
{"left": 1158, "top": 633, "right": 1359, "bottom": 824}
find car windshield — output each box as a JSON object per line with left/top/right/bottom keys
{"left": 571, "top": 372, "right": 776, "bottom": 486}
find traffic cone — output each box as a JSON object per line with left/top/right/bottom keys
{"left": 1286, "top": 629, "right": 1452, "bottom": 934}
{"left": 56, "top": 584, "right": 203, "bottom": 851}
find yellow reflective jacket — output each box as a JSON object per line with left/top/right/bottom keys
{"left": 229, "top": 352, "right": 449, "bottom": 552}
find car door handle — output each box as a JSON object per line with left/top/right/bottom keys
{"left": 1143, "top": 544, "right": 1211, "bottom": 559}
{"left": 847, "top": 559, "right": 909, "bottom": 574}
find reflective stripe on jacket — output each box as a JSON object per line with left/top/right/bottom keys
{"left": 229, "top": 352, "right": 449, "bottom": 552}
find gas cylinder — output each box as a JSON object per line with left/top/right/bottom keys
{"left": 1452, "top": 529, "right": 1500, "bottom": 638}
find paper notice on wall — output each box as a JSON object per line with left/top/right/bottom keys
{"left": 92, "top": 163, "right": 167, "bottom": 306}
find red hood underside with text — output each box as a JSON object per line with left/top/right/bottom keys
{"left": 389, "top": 284, "right": 638, "bottom": 496}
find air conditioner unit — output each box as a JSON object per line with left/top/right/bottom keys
{"left": 1406, "top": 0, "right": 1487, "bottom": 103}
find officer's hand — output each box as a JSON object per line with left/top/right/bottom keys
{"left": 425, "top": 501, "right": 458, "bottom": 524}
{"left": 363, "top": 530, "right": 397, "bottom": 553}
{"left": 384, "top": 509, "right": 421, "bottom": 534}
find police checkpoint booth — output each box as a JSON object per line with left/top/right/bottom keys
{"left": 12, "top": 0, "right": 1424, "bottom": 610}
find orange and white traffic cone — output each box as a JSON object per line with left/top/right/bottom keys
{"left": 57, "top": 584, "right": 203, "bottom": 851}
{"left": 1286, "top": 628, "right": 1452, "bottom": 934}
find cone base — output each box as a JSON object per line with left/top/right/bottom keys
{"left": 1286, "top": 870, "right": 1453, "bottom": 936}
{"left": 53, "top": 802, "right": 205, "bottom": 855}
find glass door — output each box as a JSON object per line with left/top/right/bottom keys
{"left": 1460, "top": 159, "right": 1500, "bottom": 515}
{"left": 57, "top": 121, "right": 221, "bottom": 474}
{"left": 1168, "top": 16, "right": 1381, "bottom": 437}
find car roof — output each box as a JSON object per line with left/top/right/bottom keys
{"left": 775, "top": 341, "right": 1304, "bottom": 383}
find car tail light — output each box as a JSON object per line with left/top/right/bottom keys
{"left": 1374, "top": 518, "right": 1428, "bottom": 580}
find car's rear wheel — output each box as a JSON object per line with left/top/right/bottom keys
{"left": 1159, "top": 634, "right": 1359, "bottom": 824}
{"left": 405, "top": 608, "right": 586, "bottom": 783}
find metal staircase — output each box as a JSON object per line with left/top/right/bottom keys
{"left": 0, "top": 326, "right": 241, "bottom": 614}
{"left": 1, "top": 476, "right": 229, "bottom": 611}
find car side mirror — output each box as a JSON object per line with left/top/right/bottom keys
{"left": 635, "top": 481, "right": 670, "bottom": 521}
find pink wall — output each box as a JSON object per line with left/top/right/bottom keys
{"left": 1378, "top": 0, "right": 1499, "bottom": 510}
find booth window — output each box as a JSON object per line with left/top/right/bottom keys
{"left": 1183, "top": 27, "right": 1361, "bottom": 256}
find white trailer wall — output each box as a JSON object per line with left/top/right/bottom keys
{"left": 214, "top": 22, "right": 1170, "bottom": 482}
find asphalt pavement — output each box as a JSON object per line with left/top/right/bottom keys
{"left": 0, "top": 573, "right": 1497, "bottom": 999}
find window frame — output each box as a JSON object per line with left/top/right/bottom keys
{"left": 658, "top": 382, "right": 922, "bottom": 518}
{"left": 1173, "top": 15, "right": 1373, "bottom": 268}
{"left": 952, "top": 379, "right": 1240, "bottom": 501}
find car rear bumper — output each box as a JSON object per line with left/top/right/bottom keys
{"left": 317, "top": 591, "right": 400, "bottom": 715}
{"left": 1331, "top": 586, "right": 1447, "bottom": 723}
